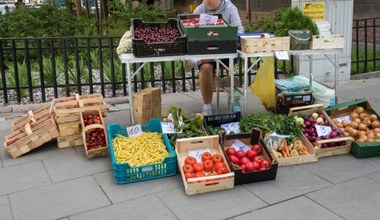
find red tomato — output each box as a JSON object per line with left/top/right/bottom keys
{"left": 254, "top": 156, "right": 264, "bottom": 164}
{"left": 226, "top": 147, "right": 236, "bottom": 156}
{"left": 239, "top": 156, "right": 250, "bottom": 165}
{"left": 228, "top": 155, "right": 240, "bottom": 165}
{"left": 213, "top": 162, "right": 226, "bottom": 171}
{"left": 184, "top": 156, "right": 197, "bottom": 166}
{"left": 193, "top": 163, "right": 204, "bottom": 172}
{"left": 216, "top": 166, "right": 229, "bottom": 175}
{"left": 201, "top": 152, "right": 212, "bottom": 162}
{"left": 243, "top": 162, "right": 255, "bottom": 173}
{"left": 245, "top": 149, "right": 257, "bottom": 161}
{"left": 184, "top": 172, "right": 194, "bottom": 179}
{"left": 194, "top": 172, "right": 206, "bottom": 177}
{"left": 235, "top": 150, "right": 246, "bottom": 158}
{"left": 252, "top": 144, "right": 262, "bottom": 155}
{"left": 262, "top": 160, "right": 271, "bottom": 169}
{"left": 183, "top": 164, "right": 194, "bottom": 173}
{"left": 212, "top": 153, "right": 224, "bottom": 163}
{"left": 203, "top": 160, "right": 214, "bottom": 172}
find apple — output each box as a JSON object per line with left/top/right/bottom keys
{"left": 245, "top": 149, "right": 257, "bottom": 161}
{"left": 251, "top": 144, "right": 262, "bottom": 155}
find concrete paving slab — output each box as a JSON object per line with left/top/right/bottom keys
{"left": 94, "top": 171, "right": 182, "bottom": 204}
{"left": 233, "top": 196, "right": 343, "bottom": 220}
{"left": 9, "top": 176, "right": 110, "bottom": 220}
{"left": 0, "top": 142, "right": 76, "bottom": 168}
{"left": 365, "top": 169, "right": 380, "bottom": 184}
{"left": 43, "top": 153, "right": 112, "bottom": 183}
{"left": 300, "top": 154, "right": 380, "bottom": 184}
{"left": 0, "top": 161, "right": 50, "bottom": 196}
{"left": 162, "top": 92, "right": 197, "bottom": 104}
{"left": 69, "top": 194, "right": 177, "bottom": 220}
{"left": 242, "top": 165, "right": 332, "bottom": 205}
{"left": 157, "top": 186, "right": 267, "bottom": 220}
{"left": 0, "top": 196, "right": 13, "bottom": 220}
{"left": 103, "top": 109, "right": 130, "bottom": 127}
{"left": 0, "top": 119, "right": 12, "bottom": 132}
{"left": 306, "top": 177, "right": 380, "bottom": 220}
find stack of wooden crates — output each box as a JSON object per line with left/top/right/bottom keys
{"left": 54, "top": 94, "right": 108, "bottom": 148}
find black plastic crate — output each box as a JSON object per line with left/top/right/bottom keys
{"left": 204, "top": 111, "right": 241, "bottom": 129}
{"left": 187, "top": 40, "right": 237, "bottom": 55}
{"left": 275, "top": 90, "right": 314, "bottom": 114}
{"left": 132, "top": 18, "right": 187, "bottom": 57}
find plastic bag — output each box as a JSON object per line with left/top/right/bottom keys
{"left": 250, "top": 57, "right": 276, "bottom": 109}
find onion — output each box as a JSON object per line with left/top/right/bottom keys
{"left": 358, "top": 123, "right": 367, "bottom": 131}
{"left": 359, "top": 113, "right": 368, "bottom": 120}
{"left": 353, "top": 118, "right": 362, "bottom": 124}
{"left": 332, "top": 118, "right": 339, "bottom": 124}
{"left": 351, "top": 121, "right": 359, "bottom": 129}
{"left": 355, "top": 106, "right": 365, "bottom": 114}
{"left": 342, "top": 120, "right": 349, "bottom": 127}
{"left": 371, "top": 120, "right": 380, "bottom": 129}
{"left": 363, "top": 118, "right": 372, "bottom": 127}
{"left": 350, "top": 112, "right": 359, "bottom": 119}
{"left": 349, "top": 129, "right": 358, "bottom": 137}
{"left": 336, "top": 122, "right": 343, "bottom": 128}
{"left": 330, "top": 131, "right": 338, "bottom": 138}
{"left": 369, "top": 114, "right": 378, "bottom": 122}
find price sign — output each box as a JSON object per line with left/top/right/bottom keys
{"left": 126, "top": 124, "right": 142, "bottom": 137}
{"left": 161, "top": 122, "right": 175, "bottom": 134}
{"left": 199, "top": 14, "right": 218, "bottom": 25}
{"left": 275, "top": 51, "right": 289, "bottom": 60}
{"left": 335, "top": 115, "right": 351, "bottom": 123}
{"left": 188, "top": 148, "right": 211, "bottom": 163}
{"left": 221, "top": 122, "right": 240, "bottom": 135}
{"left": 315, "top": 125, "right": 332, "bottom": 137}
{"left": 231, "top": 140, "right": 250, "bottom": 152}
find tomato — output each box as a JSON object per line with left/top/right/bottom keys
{"left": 183, "top": 164, "right": 194, "bottom": 173}
{"left": 184, "top": 156, "right": 197, "bottom": 166}
{"left": 193, "top": 163, "right": 204, "bottom": 172}
{"left": 235, "top": 150, "right": 246, "bottom": 158}
{"left": 213, "top": 162, "right": 226, "bottom": 171}
{"left": 203, "top": 160, "right": 214, "bottom": 172}
{"left": 212, "top": 153, "right": 224, "bottom": 163}
{"left": 262, "top": 160, "right": 271, "bottom": 169}
{"left": 226, "top": 147, "right": 236, "bottom": 156}
{"left": 252, "top": 144, "right": 262, "bottom": 155}
{"left": 254, "top": 156, "right": 264, "bottom": 164}
{"left": 239, "top": 156, "right": 250, "bottom": 165}
{"left": 194, "top": 172, "right": 206, "bottom": 177}
{"left": 245, "top": 150, "right": 257, "bottom": 161}
{"left": 201, "top": 152, "right": 212, "bottom": 162}
{"left": 184, "top": 172, "right": 194, "bottom": 179}
{"left": 216, "top": 166, "right": 229, "bottom": 175}
{"left": 207, "top": 172, "right": 216, "bottom": 176}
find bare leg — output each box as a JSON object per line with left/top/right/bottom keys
{"left": 199, "top": 63, "right": 214, "bottom": 104}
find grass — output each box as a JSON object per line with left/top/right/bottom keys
{"left": 351, "top": 49, "right": 380, "bottom": 75}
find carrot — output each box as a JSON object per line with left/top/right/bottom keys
{"left": 281, "top": 149, "right": 287, "bottom": 157}
{"left": 284, "top": 145, "right": 290, "bottom": 157}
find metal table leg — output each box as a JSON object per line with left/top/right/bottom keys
{"left": 127, "top": 62, "right": 135, "bottom": 125}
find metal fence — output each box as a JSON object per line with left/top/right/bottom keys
{"left": 352, "top": 16, "right": 380, "bottom": 74}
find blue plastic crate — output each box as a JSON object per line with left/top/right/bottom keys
{"left": 107, "top": 118, "right": 177, "bottom": 184}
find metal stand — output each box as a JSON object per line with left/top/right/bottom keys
{"left": 118, "top": 53, "right": 238, "bottom": 125}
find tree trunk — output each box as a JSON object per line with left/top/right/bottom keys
{"left": 75, "top": 0, "right": 82, "bottom": 17}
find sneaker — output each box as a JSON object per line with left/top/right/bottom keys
{"left": 202, "top": 106, "right": 212, "bottom": 116}
{"left": 183, "top": 60, "right": 196, "bottom": 72}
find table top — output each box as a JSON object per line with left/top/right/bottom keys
{"left": 118, "top": 53, "right": 238, "bottom": 64}
{"left": 237, "top": 49, "right": 343, "bottom": 58}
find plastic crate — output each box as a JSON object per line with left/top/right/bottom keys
{"left": 187, "top": 40, "right": 237, "bottom": 55}
{"left": 132, "top": 18, "right": 187, "bottom": 57}
{"left": 107, "top": 119, "right": 177, "bottom": 184}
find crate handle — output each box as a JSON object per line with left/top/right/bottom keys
{"left": 324, "top": 39, "right": 334, "bottom": 43}
{"left": 206, "top": 46, "right": 220, "bottom": 51}
{"left": 207, "top": 31, "right": 220, "bottom": 37}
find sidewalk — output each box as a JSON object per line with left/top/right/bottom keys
{"left": 0, "top": 78, "right": 380, "bottom": 220}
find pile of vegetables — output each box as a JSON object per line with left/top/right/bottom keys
{"left": 295, "top": 112, "right": 347, "bottom": 148}
{"left": 239, "top": 113, "right": 299, "bottom": 141}
{"left": 333, "top": 106, "right": 380, "bottom": 143}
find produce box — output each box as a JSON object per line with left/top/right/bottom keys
{"left": 4, "top": 118, "right": 59, "bottom": 158}
{"left": 275, "top": 90, "right": 313, "bottom": 114}
{"left": 176, "top": 135, "right": 234, "bottom": 195}
{"left": 240, "top": 36, "right": 290, "bottom": 53}
{"left": 80, "top": 110, "right": 108, "bottom": 159}
{"left": 324, "top": 98, "right": 380, "bottom": 158}
{"left": 289, "top": 104, "right": 352, "bottom": 158}
{"left": 221, "top": 129, "right": 278, "bottom": 185}
{"left": 11, "top": 105, "right": 50, "bottom": 132}
{"left": 57, "top": 133, "right": 83, "bottom": 148}
{"left": 264, "top": 133, "right": 318, "bottom": 167}
{"left": 187, "top": 40, "right": 237, "bottom": 54}
{"left": 107, "top": 119, "right": 177, "bottom": 184}
{"left": 178, "top": 14, "right": 238, "bottom": 42}
{"left": 132, "top": 18, "right": 187, "bottom": 57}
{"left": 310, "top": 35, "right": 344, "bottom": 50}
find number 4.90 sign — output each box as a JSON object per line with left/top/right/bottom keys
{"left": 126, "top": 124, "right": 142, "bottom": 137}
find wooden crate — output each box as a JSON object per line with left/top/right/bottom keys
{"left": 289, "top": 104, "right": 352, "bottom": 158}
{"left": 11, "top": 105, "right": 51, "bottom": 131}
{"left": 133, "top": 90, "right": 152, "bottom": 125}
{"left": 241, "top": 36, "right": 290, "bottom": 53}
{"left": 53, "top": 99, "right": 81, "bottom": 124}
{"left": 58, "top": 121, "right": 81, "bottom": 136}
{"left": 175, "top": 135, "right": 234, "bottom": 195}
{"left": 144, "top": 87, "right": 161, "bottom": 119}
{"left": 80, "top": 110, "right": 108, "bottom": 159}
{"left": 57, "top": 134, "right": 83, "bottom": 148}
{"left": 267, "top": 133, "right": 318, "bottom": 167}
{"left": 4, "top": 118, "right": 59, "bottom": 158}
{"left": 310, "top": 35, "right": 344, "bottom": 50}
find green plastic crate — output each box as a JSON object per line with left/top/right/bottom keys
{"left": 324, "top": 97, "right": 380, "bottom": 158}
{"left": 178, "top": 14, "right": 238, "bottom": 42}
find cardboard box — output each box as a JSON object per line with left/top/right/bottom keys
{"left": 176, "top": 135, "right": 234, "bottom": 195}
{"left": 289, "top": 104, "right": 352, "bottom": 158}
{"left": 221, "top": 129, "right": 278, "bottom": 185}
{"left": 324, "top": 97, "right": 380, "bottom": 158}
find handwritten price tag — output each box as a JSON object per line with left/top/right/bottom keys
{"left": 161, "top": 122, "right": 175, "bottom": 134}
{"left": 275, "top": 51, "right": 289, "bottom": 60}
{"left": 335, "top": 115, "right": 352, "bottom": 123}
{"left": 315, "top": 125, "right": 332, "bottom": 137}
{"left": 126, "top": 124, "right": 143, "bottom": 137}
{"left": 231, "top": 140, "right": 250, "bottom": 152}
{"left": 221, "top": 122, "right": 240, "bottom": 135}
{"left": 199, "top": 14, "right": 218, "bottom": 25}
{"left": 188, "top": 148, "right": 211, "bottom": 163}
